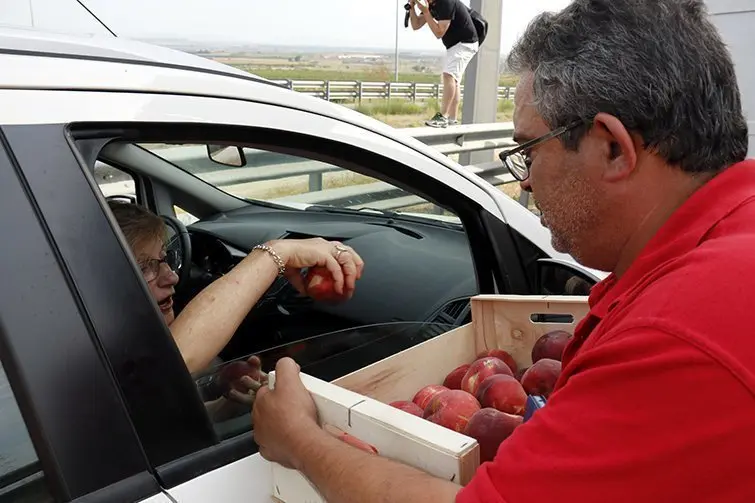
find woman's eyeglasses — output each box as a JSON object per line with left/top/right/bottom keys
{"left": 139, "top": 249, "right": 181, "bottom": 282}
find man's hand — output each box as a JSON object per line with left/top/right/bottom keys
{"left": 416, "top": 0, "right": 430, "bottom": 15}
{"left": 253, "top": 357, "right": 321, "bottom": 470}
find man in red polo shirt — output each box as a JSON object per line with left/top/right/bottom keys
{"left": 251, "top": 0, "right": 755, "bottom": 501}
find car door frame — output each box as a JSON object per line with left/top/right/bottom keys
{"left": 0, "top": 125, "right": 183, "bottom": 502}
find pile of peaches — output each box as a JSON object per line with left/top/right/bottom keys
{"left": 388, "top": 330, "right": 571, "bottom": 463}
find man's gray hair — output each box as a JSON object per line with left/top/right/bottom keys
{"left": 507, "top": 0, "right": 749, "bottom": 174}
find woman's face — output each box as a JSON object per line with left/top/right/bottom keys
{"left": 137, "top": 237, "right": 179, "bottom": 325}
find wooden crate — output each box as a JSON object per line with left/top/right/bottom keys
{"left": 269, "top": 294, "right": 590, "bottom": 503}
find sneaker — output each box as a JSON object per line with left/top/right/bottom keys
{"left": 425, "top": 112, "right": 449, "bottom": 128}
{"left": 448, "top": 119, "right": 459, "bottom": 126}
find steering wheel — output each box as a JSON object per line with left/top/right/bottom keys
{"left": 161, "top": 215, "right": 192, "bottom": 286}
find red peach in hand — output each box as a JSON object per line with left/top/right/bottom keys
{"left": 461, "top": 357, "right": 513, "bottom": 396}
{"left": 464, "top": 408, "right": 522, "bottom": 463}
{"left": 412, "top": 384, "right": 448, "bottom": 411}
{"left": 389, "top": 400, "right": 424, "bottom": 417}
{"left": 521, "top": 358, "right": 562, "bottom": 398}
{"left": 423, "top": 389, "right": 481, "bottom": 433}
{"left": 443, "top": 364, "right": 471, "bottom": 390}
{"left": 476, "top": 374, "right": 527, "bottom": 416}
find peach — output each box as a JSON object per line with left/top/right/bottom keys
{"left": 476, "top": 374, "right": 527, "bottom": 416}
{"left": 520, "top": 358, "right": 562, "bottom": 398}
{"left": 412, "top": 384, "right": 448, "bottom": 411}
{"left": 443, "top": 364, "right": 471, "bottom": 390}
{"left": 531, "top": 330, "right": 573, "bottom": 363}
{"left": 464, "top": 408, "right": 523, "bottom": 462}
{"left": 514, "top": 366, "right": 529, "bottom": 383}
{"left": 476, "top": 349, "right": 518, "bottom": 374}
{"left": 389, "top": 400, "right": 424, "bottom": 417}
{"left": 423, "top": 389, "right": 481, "bottom": 433}
{"left": 461, "top": 357, "right": 513, "bottom": 396}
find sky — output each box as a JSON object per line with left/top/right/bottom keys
{"left": 0, "top": 0, "right": 571, "bottom": 53}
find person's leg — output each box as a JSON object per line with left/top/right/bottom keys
{"left": 426, "top": 45, "right": 463, "bottom": 127}
{"left": 448, "top": 43, "right": 479, "bottom": 125}
{"left": 446, "top": 74, "right": 461, "bottom": 123}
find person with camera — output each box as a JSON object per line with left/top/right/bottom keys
{"left": 408, "top": 0, "right": 480, "bottom": 128}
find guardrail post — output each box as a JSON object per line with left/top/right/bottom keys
{"left": 387, "top": 82, "right": 392, "bottom": 102}
{"left": 434, "top": 83, "right": 440, "bottom": 100}
{"left": 309, "top": 173, "right": 323, "bottom": 192}
{"left": 325, "top": 81, "right": 332, "bottom": 102}
{"left": 411, "top": 82, "right": 417, "bottom": 102}
{"left": 286, "top": 79, "right": 293, "bottom": 90}
{"left": 505, "top": 87, "right": 511, "bottom": 100}
{"left": 357, "top": 81, "right": 363, "bottom": 104}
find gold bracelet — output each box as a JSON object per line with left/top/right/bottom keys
{"left": 252, "top": 244, "right": 286, "bottom": 276}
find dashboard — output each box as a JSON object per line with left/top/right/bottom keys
{"left": 177, "top": 204, "right": 479, "bottom": 360}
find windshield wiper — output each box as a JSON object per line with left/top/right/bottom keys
{"left": 304, "top": 205, "right": 397, "bottom": 217}
{"left": 303, "top": 205, "right": 461, "bottom": 230}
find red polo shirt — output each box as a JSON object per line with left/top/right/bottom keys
{"left": 456, "top": 159, "right": 755, "bottom": 503}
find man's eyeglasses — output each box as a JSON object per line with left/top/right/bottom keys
{"left": 139, "top": 249, "right": 181, "bottom": 282}
{"left": 499, "top": 119, "right": 587, "bottom": 182}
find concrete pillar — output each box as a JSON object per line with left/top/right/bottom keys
{"left": 704, "top": 0, "right": 755, "bottom": 157}
{"left": 459, "top": 0, "right": 503, "bottom": 166}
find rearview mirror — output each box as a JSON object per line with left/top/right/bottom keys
{"left": 207, "top": 145, "right": 246, "bottom": 167}
{"left": 536, "top": 258, "right": 597, "bottom": 296}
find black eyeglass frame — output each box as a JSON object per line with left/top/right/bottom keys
{"left": 499, "top": 119, "right": 589, "bottom": 181}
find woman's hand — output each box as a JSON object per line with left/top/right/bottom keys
{"left": 268, "top": 238, "right": 365, "bottom": 301}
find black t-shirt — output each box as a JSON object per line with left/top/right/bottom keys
{"left": 429, "top": 0, "right": 478, "bottom": 49}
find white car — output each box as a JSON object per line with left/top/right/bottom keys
{"left": 0, "top": 27, "right": 603, "bottom": 503}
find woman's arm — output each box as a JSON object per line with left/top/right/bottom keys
{"left": 170, "top": 238, "right": 363, "bottom": 374}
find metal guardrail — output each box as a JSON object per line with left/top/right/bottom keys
{"left": 270, "top": 79, "right": 516, "bottom": 103}
{"left": 98, "top": 122, "right": 519, "bottom": 217}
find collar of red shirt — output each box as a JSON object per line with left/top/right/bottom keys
{"left": 585, "top": 158, "right": 755, "bottom": 322}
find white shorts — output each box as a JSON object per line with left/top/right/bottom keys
{"left": 443, "top": 41, "right": 479, "bottom": 82}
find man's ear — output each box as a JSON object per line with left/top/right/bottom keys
{"left": 591, "top": 112, "right": 638, "bottom": 182}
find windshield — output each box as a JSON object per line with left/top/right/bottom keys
{"left": 138, "top": 143, "right": 462, "bottom": 225}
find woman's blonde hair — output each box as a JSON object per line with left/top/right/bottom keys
{"left": 107, "top": 201, "right": 166, "bottom": 254}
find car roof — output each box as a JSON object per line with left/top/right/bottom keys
{"left": 0, "top": 26, "right": 418, "bottom": 141}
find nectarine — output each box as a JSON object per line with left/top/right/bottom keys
{"left": 443, "top": 364, "right": 471, "bottom": 390}
{"left": 520, "top": 358, "right": 562, "bottom": 398}
{"left": 389, "top": 400, "right": 424, "bottom": 417}
{"left": 423, "top": 389, "right": 481, "bottom": 433}
{"left": 476, "top": 374, "right": 527, "bottom": 416}
{"left": 461, "top": 357, "right": 513, "bottom": 396}
{"left": 476, "top": 349, "right": 518, "bottom": 374}
{"left": 531, "top": 330, "right": 573, "bottom": 363}
{"left": 464, "top": 408, "right": 522, "bottom": 462}
{"left": 412, "top": 384, "right": 448, "bottom": 411}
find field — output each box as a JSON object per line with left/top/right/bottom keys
{"left": 202, "top": 53, "right": 519, "bottom": 128}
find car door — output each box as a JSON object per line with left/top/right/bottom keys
{"left": 0, "top": 125, "right": 180, "bottom": 503}
{"left": 0, "top": 84, "right": 599, "bottom": 502}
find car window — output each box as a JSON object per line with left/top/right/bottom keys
{"left": 138, "top": 143, "right": 459, "bottom": 224}
{"left": 0, "top": 364, "right": 52, "bottom": 502}
{"left": 194, "top": 321, "right": 459, "bottom": 441}
{"left": 93, "top": 161, "right": 137, "bottom": 204}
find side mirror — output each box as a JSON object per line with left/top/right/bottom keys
{"left": 536, "top": 258, "right": 598, "bottom": 296}
{"left": 207, "top": 145, "right": 246, "bottom": 167}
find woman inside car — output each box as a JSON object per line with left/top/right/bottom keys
{"left": 107, "top": 201, "right": 364, "bottom": 415}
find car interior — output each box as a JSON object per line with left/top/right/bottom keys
{"left": 72, "top": 125, "right": 594, "bottom": 439}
